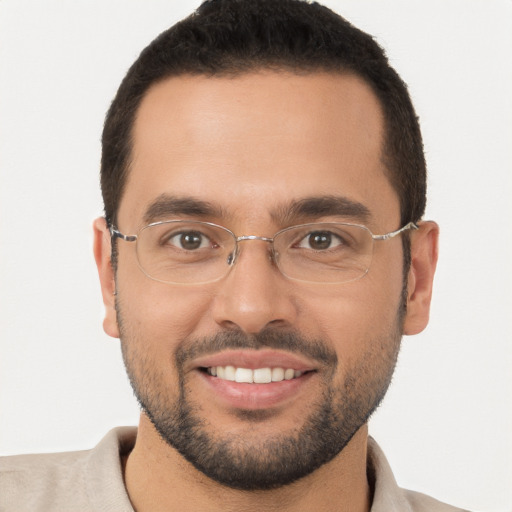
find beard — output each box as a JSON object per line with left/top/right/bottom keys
{"left": 118, "top": 306, "right": 403, "bottom": 491}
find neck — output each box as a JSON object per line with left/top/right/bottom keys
{"left": 124, "top": 415, "right": 371, "bottom": 512}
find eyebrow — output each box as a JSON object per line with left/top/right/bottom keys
{"left": 142, "top": 193, "right": 371, "bottom": 226}
{"left": 273, "top": 196, "right": 371, "bottom": 225}
{"left": 143, "top": 194, "right": 225, "bottom": 224}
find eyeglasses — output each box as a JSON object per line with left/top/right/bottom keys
{"left": 110, "top": 220, "right": 417, "bottom": 285}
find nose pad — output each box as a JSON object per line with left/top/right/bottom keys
{"left": 271, "top": 247, "right": 279, "bottom": 265}
{"left": 227, "top": 242, "right": 276, "bottom": 269}
{"left": 226, "top": 244, "right": 240, "bottom": 266}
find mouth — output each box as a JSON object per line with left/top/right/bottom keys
{"left": 202, "top": 366, "right": 308, "bottom": 383}
{"left": 191, "top": 350, "right": 319, "bottom": 410}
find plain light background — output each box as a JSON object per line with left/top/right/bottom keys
{"left": 1, "top": 1, "right": 511, "bottom": 511}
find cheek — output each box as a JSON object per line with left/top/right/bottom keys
{"left": 116, "top": 249, "right": 217, "bottom": 347}
{"left": 124, "top": 286, "right": 217, "bottom": 344}
{"left": 299, "top": 267, "right": 404, "bottom": 360}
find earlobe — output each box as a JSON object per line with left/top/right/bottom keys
{"left": 402, "top": 221, "right": 439, "bottom": 335}
{"left": 93, "top": 217, "right": 120, "bottom": 339}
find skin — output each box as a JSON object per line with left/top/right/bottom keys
{"left": 94, "top": 71, "right": 438, "bottom": 512}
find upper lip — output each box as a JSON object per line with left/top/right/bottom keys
{"left": 191, "top": 349, "right": 317, "bottom": 372}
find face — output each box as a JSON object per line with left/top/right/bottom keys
{"left": 95, "top": 71, "right": 434, "bottom": 490}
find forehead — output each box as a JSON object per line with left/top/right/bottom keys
{"left": 120, "top": 71, "right": 399, "bottom": 230}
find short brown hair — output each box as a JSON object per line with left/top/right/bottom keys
{"left": 101, "top": 0, "right": 426, "bottom": 229}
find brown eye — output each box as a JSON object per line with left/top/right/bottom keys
{"left": 299, "top": 231, "right": 341, "bottom": 250}
{"left": 168, "top": 231, "right": 209, "bottom": 250}
{"left": 308, "top": 232, "right": 331, "bottom": 250}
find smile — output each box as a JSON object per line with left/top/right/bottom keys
{"left": 206, "top": 366, "right": 304, "bottom": 383}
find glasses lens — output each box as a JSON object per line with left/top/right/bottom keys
{"left": 274, "top": 223, "right": 373, "bottom": 283}
{"left": 136, "top": 221, "right": 235, "bottom": 284}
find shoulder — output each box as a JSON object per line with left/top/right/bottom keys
{"left": 367, "top": 437, "right": 470, "bottom": 512}
{"left": 402, "top": 489, "right": 471, "bottom": 512}
{"left": 0, "top": 427, "right": 136, "bottom": 512}
{"left": 0, "top": 449, "right": 92, "bottom": 511}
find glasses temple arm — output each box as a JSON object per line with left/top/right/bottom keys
{"left": 109, "top": 227, "right": 137, "bottom": 242}
{"left": 372, "top": 221, "right": 418, "bottom": 241}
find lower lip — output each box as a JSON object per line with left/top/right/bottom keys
{"left": 197, "top": 371, "right": 314, "bottom": 410}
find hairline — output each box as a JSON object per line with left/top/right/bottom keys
{"left": 111, "top": 65, "right": 398, "bottom": 228}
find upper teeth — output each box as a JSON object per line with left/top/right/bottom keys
{"left": 208, "top": 366, "right": 303, "bottom": 384}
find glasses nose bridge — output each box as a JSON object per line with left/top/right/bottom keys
{"left": 236, "top": 235, "right": 274, "bottom": 244}
{"left": 229, "top": 234, "right": 276, "bottom": 267}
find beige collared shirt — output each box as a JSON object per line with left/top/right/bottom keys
{"left": 0, "top": 427, "right": 469, "bottom": 511}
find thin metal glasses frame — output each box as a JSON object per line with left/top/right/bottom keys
{"left": 110, "top": 221, "right": 418, "bottom": 245}
{"left": 109, "top": 219, "right": 418, "bottom": 284}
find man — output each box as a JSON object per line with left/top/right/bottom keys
{"left": 0, "top": 0, "right": 470, "bottom": 510}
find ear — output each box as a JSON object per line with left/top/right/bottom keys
{"left": 402, "top": 221, "right": 439, "bottom": 335}
{"left": 93, "top": 217, "right": 120, "bottom": 339}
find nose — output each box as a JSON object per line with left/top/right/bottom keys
{"left": 211, "top": 239, "right": 298, "bottom": 334}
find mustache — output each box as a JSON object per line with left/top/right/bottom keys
{"left": 176, "top": 329, "right": 338, "bottom": 368}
